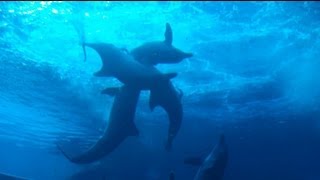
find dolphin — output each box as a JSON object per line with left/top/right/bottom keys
{"left": 83, "top": 42, "right": 177, "bottom": 90}
{"left": 184, "top": 134, "right": 228, "bottom": 180}
{"left": 130, "top": 23, "right": 193, "bottom": 66}
{"left": 57, "top": 85, "right": 141, "bottom": 164}
{"left": 149, "top": 79, "right": 183, "bottom": 151}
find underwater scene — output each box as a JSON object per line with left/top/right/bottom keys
{"left": 0, "top": 1, "right": 320, "bottom": 180}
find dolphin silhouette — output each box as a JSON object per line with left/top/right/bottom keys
{"left": 130, "top": 23, "right": 193, "bottom": 66}
{"left": 148, "top": 79, "right": 183, "bottom": 151}
{"left": 57, "top": 86, "right": 141, "bottom": 164}
{"left": 184, "top": 134, "right": 228, "bottom": 180}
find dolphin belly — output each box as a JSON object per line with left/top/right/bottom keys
{"left": 58, "top": 86, "right": 140, "bottom": 164}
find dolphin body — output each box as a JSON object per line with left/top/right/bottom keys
{"left": 148, "top": 79, "right": 183, "bottom": 151}
{"left": 184, "top": 134, "right": 229, "bottom": 180}
{"left": 58, "top": 86, "right": 141, "bottom": 164}
{"left": 130, "top": 23, "right": 193, "bottom": 66}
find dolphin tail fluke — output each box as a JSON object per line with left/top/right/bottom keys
{"left": 79, "top": 25, "right": 86, "bottom": 62}
{"left": 101, "top": 87, "right": 121, "bottom": 96}
{"left": 70, "top": 18, "right": 87, "bottom": 62}
{"left": 164, "top": 73, "right": 178, "bottom": 80}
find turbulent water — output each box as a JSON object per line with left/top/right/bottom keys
{"left": 0, "top": 1, "right": 319, "bottom": 180}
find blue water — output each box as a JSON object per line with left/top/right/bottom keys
{"left": 0, "top": 1, "right": 320, "bottom": 180}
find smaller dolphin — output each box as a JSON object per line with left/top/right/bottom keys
{"left": 130, "top": 23, "right": 193, "bottom": 66}
{"left": 184, "top": 134, "right": 228, "bottom": 180}
{"left": 57, "top": 85, "right": 141, "bottom": 164}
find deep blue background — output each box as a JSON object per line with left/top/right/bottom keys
{"left": 0, "top": 2, "right": 319, "bottom": 180}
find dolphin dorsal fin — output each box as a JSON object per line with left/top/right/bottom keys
{"left": 164, "top": 23, "right": 173, "bottom": 45}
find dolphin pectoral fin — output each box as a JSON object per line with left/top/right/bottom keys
{"left": 164, "top": 72, "right": 178, "bottom": 80}
{"left": 149, "top": 90, "right": 159, "bottom": 111}
{"left": 183, "top": 156, "right": 204, "bottom": 166}
{"left": 101, "top": 87, "right": 121, "bottom": 96}
{"left": 164, "top": 22, "right": 173, "bottom": 45}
